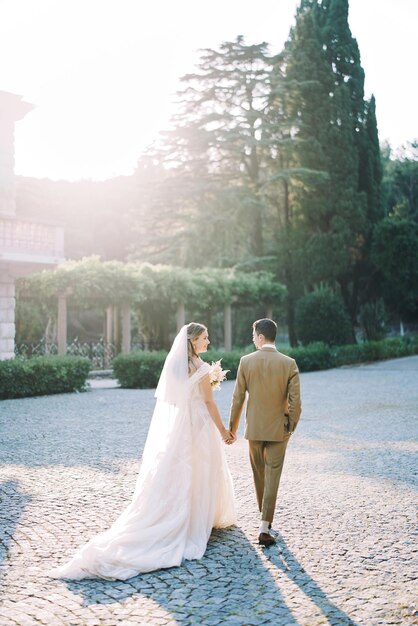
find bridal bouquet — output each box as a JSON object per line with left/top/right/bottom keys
{"left": 209, "top": 359, "right": 230, "bottom": 391}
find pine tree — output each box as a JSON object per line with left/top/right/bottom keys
{"left": 147, "top": 37, "right": 277, "bottom": 267}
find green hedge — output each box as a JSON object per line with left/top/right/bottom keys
{"left": 285, "top": 342, "right": 335, "bottom": 371}
{"left": 286, "top": 336, "right": 418, "bottom": 371}
{"left": 113, "top": 351, "right": 167, "bottom": 389}
{"left": 112, "top": 336, "right": 418, "bottom": 389}
{"left": 332, "top": 336, "right": 418, "bottom": 366}
{"left": 202, "top": 349, "right": 253, "bottom": 380}
{"left": 0, "top": 356, "right": 91, "bottom": 400}
{"left": 113, "top": 349, "right": 250, "bottom": 389}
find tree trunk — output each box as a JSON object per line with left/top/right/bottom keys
{"left": 283, "top": 179, "right": 298, "bottom": 346}
{"left": 339, "top": 280, "right": 357, "bottom": 343}
{"left": 286, "top": 274, "right": 298, "bottom": 347}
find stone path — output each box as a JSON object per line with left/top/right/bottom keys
{"left": 0, "top": 356, "right": 417, "bottom": 626}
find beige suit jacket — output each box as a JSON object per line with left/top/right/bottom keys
{"left": 228, "top": 347, "right": 301, "bottom": 442}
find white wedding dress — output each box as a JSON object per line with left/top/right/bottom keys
{"left": 50, "top": 328, "right": 236, "bottom": 581}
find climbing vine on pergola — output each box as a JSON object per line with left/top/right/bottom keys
{"left": 17, "top": 256, "right": 287, "bottom": 352}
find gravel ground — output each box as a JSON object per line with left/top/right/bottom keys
{"left": 0, "top": 355, "right": 417, "bottom": 626}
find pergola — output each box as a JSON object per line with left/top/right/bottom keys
{"left": 17, "top": 258, "right": 286, "bottom": 355}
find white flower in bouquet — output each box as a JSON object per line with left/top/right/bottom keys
{"left": 209, "top": 359, "right": 230, "bottom": 391}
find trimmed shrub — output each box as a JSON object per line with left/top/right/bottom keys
{"left": 295, "top": 285, "right": 353, "bottom": 346}
{"left": 0, "top": 356, "right": 91, "bottom": 400}
{"left": 399, "top": 334, "right": 418, "bottom": 355}
{"left": 113, "top": 351, "right": 167, "bottom": 388}
{"left": 332, "top": 336, "right": 418, "bottom": 368}
{"left": 112, "top": 348, "right": 249, "bottom": 389}
{"left": 203, "top": 349, "right": 252, "bottom": 380}
{"left": 378, "top": 336, "right": 418, "bottom": 359}
{"left": 332, "top": 344, "right": 364, "bottom": 366}
{"left": 287, "top": 342, "right": 333, "bottom": 371}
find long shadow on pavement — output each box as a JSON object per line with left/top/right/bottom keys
{"left": 64, "top": 526, "right": 358, "bottom": 626}
{"left": 268, "top": 531, "right": 359, "bottom": 626}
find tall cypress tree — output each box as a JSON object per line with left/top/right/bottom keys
{"left": 320, "top": 0, "right": 384, "bottom": 327}
{"left": 279, "top": 0, "right": 383, "bottom": 339}
{"left": 359, "top": 96, "right": 383, "bottom": 224}
{"left": 319, "top": 0, "right": 365, "bottom": 122}
{"left": 267, "top": 8, "right": 334, "bottom": 344}
{"left": 353, "top": 95, "right": 385, "bottom": 303}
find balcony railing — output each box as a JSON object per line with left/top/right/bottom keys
{"left": 0, "top": 215, "right": 64, "bottom": 261}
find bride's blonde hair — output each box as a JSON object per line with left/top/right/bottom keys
{"left": 186, "top": 322, "right": 207, "bottom": 372}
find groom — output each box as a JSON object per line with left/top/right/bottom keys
{"left": 228, "top": 318, "right": 301, "bottom": 546}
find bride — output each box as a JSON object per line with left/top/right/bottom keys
{"left": 50, "top": 322, "right": 237, "bottom": 580}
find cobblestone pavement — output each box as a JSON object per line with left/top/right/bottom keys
{"left": 0, "top": 356, "right": 417, "bottom": 626}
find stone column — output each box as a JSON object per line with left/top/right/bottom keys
{"left": 113, "top": 305, "right": 120, "bottom": 353}
{"left": 176, "top": 302, "right": 185, "bottom": 332}
{"left": 266, "top": 304, "right": 273, "bottom": 320}
{"left": 104, "top": 305, "right": 113, "bottom": 367}
{"left": 0, "top": 274, "right": 16, "bottom": 360}
{"left": 57, "top": 294, "right": 67, "bottom": 355}
{"left": 121, "top": 303, "right": 131, "bottom": 353}
{"left": 105, "top": 305, "right": 113, "bottom": 345}
{"left": 224, "top": 303, "right": 232, "bottom": 352}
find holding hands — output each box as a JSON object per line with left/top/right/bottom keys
{"left": 221, "top": 428, "right": 236, "bottom": 445}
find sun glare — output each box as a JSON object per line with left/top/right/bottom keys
{"left": 1, "top": 0, "right": 417, "bottom": 181}
{"left": 14, "top": 53, "right": 178, "bottom": 181}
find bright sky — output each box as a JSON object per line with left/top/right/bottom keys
{"left": 0, "top": 0, "right": 416, "bottom": 181}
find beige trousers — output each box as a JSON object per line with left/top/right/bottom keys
{"left": 248, "top": 436, "right": 290, "bottom": 523}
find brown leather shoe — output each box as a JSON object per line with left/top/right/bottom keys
{"left": 258, "top": 532, "right": 276, "bottom": 547}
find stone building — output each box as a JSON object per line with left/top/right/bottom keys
{"left": 0, "top": 90, "right": 64, "bottom": 360}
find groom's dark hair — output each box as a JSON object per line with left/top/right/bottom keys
{"left": 253, "top": 318, "right": 277, "bottom": 342}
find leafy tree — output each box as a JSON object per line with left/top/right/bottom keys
{"left": 376, "top": 142, "right": 418, "bottom": 327}
{"left": 383, "top": 141, "right": 418, "bottom": 221}
{"left": 372, "top": 217, "right": 418, "bottom": 322}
